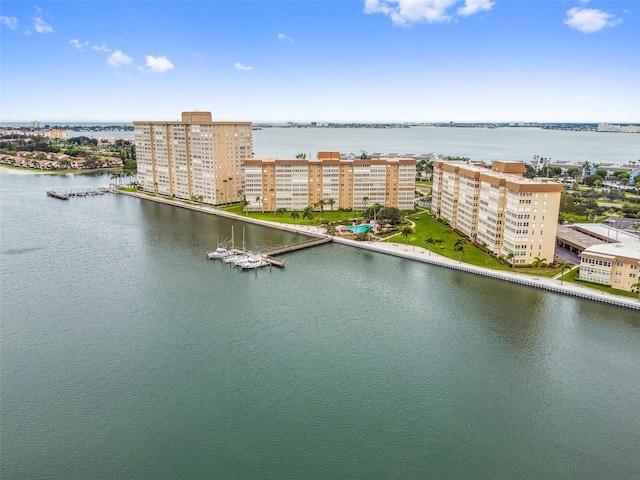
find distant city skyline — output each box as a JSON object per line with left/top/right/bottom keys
{"left": 1, "top": 1, "right": 638, "bottom": 123}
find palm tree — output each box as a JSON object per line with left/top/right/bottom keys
{"left": 453, "top": 238, "right": 467, "bottom": 263}
{"left": 504, "top": 251, "right": 515, "bottom": 268}
{"left": 425, "top": 237, "right": 435, "bottom": 255}
{"left": 585, "top": 208, "right": 595, "bottom": 223}
{"left": 326, "top": 198, "right": 335, "bottom": 218}
{"left": 302, "top": 206, "right": 314, "bottom": 222}
{"left": 362, "top": 196, "right": 370, "bottom": 212}
{"left": 481, "top": 241, "right": 489, "bottom": 265}
{"left": 317, "top": 198, "right": 325, "bottom": 214}
{"left": 556, "top": 259, "right": 571, "bottom": 285}
{"left": 255, "top": 196, "right": 262, "bottom": 213}
{"left": 631, "top": 281, "right": 640, "bottom": 303}
{"left": 290, "top": 210, "right": 300, "bottom": 220}
{"left": 400, "top": 225, "right": 413, "bottom": 246}
{"left": 276, "top": 207, "right": 287, "bottom": 217}
{"left": 532, "top": 256, "right": 547, "bottom": 279}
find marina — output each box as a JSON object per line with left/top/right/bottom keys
{"left": 46, "top": 187, "right": 117, "bottom": 200}
{"left": 208, "top": 231, "right": 332, "bottom": 269}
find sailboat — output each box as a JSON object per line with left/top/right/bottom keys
{"left": 223, "top": 226, "right": 247, "bottom": 264}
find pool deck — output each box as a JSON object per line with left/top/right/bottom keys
{"left": 118, "top": 190, "right": 640, "bottom": 310}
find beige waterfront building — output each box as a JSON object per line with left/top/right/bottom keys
{"left": 244, "top": 152, "right": 416, "bottom": 213}
{"left": 133, "top": 111, "right": 252, "bottom": 204}
{"left": 579, "top": 243, "right": 640, "bottom": 292}
{"left": 432, "top": 160, "right": 564, "bottom": 265}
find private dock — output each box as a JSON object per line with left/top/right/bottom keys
{"left": 46, "top": 187, "right": 117, "bottom": 200}
{"left": 219, "top": 236, "right": 332, "bottom": 269}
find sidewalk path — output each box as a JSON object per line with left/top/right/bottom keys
{"left": 119, "top": 190, "right": 639, "bottom": 311}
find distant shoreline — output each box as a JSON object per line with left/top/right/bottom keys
{"left": 0, "top": 164, "right": 120, "bottom": 175}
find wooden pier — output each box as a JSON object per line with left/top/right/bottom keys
{"left": 46, "top": 187, "right": 117, "bottom": 200}
{"left": 219, "top": 236, "right": 332, "bottom": 269}
{"left": 263, "top": 236, "right": 332, "bottom": 257}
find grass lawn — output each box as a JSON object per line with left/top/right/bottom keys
{"left": 383, "top": 210, "right": 564, "bottom": 276}
{"left": 562, "top": 213, "right": 609, "bottom": 224}
{"left": 564, "top": 268, "right": 640, "bottom": 300}
{"left": 224, "top": 204, "right": 363, "bottom": 225}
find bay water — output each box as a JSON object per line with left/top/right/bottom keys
{"left": 1, "top": 128, "right": 640, "bottom": 478}
{"left": 29, "top": 125, "right": 640, "bottom": 166}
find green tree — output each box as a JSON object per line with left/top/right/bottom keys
{"left": 631, "top": 281, "right": 640, "bottom": 303}
{"left": 302, "top": 206, "right": 314, "bottom": 222}
{"left": 555, "top": 259, "right": 571, "bottom": 285}
{"left": 532, "top": 256, "right": 547, "bottom": 279}
{"left": 295, "top": 153, "right": 306, "bottom": 159}
{"left": 481, "top": 241, "right": 489, "bottom": 265}
{"left": 453, "top": 238, "right": 467, "bottom": 263}
{"left": 567, "top": 167, "right": 581, "bottom": 178}
{"left": 377, "top": 207, "right": 402, "bottom": 225}
{"left": 425, "top": 237, "right": 435, "bottom": 255}
{"left": 326, "top": 198, "right": 336, "bottom": 218}
{"left": 290, "top": 210, "right": 300, "bottom": 220}
{"left": 400, "top": 225, "right": 413, "bottom": 246}
{"left": 361, "top": 196, "right": 370, "bottom": 212}
{"left": 585, "top": 208, "right": 595, "bottom": 222}
{"left": 276, "top": 207, "right": 287, "bottom": 217}
{"left": 504, "top": 251, "right": 515, "bottom": 267}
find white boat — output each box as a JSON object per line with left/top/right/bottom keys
{"left": 207, "top": 242, "right": 229, "bottom": 259}
{"left": 238, "top": 255, "right": 267, "bottom": 269}
{"left": 223, "top": 253, "right": 246, "bottom": 264}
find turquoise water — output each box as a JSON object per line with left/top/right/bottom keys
{"left": 2, "top": 169, "right": 640, "bottom": 478}
{"left": 346, "top": 224, "right": 373, "bottom": 233}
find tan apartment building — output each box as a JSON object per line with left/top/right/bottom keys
{"left": 133, "top": 111, "right": 252, "bottom": 204}
{"left": 244, "top": 152, "right": 416, "bottom": 213}
{"left": 579, "top": 244, "right": 640, "bottom": 291}
{"left": 432, "top": 160, "right": 564, "bottom": 265}
{"left": 49, "top": 129, "right": 68, "bottom": 139}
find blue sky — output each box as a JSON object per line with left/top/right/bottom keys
{"left": 1, "top": 1, "right": 638, "bottom": 123}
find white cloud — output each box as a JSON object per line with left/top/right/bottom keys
{"left": 564, "top": 7, "right": 622, "bottom": 33}
{"left": 92, "top": 43, "right": 110, "bottom": 52}
{"left": 457, "top": 0, "right": 494, "bottom": 17}
{"left": 107, "top": 50, "right": 133, "bottom": 68}
{"left": 144, "top": 55, "right": 174, "bottom": 72}
{"left": 33, "top": 8, "right": 53, "bottom": 34}
{"left": 69, "top": 38, "right": 89, "bottom": 50}
{"left": 0, "top": 16, "right": 19, "bottom": 30}
{"left": 277, "top": 33, "right": 294, "bottom": 42}
{"left": 234, "top": 62, "right": 254, "bottom": 71}
{"left": 364, "top": 0, "right": 465, "bottom": 26}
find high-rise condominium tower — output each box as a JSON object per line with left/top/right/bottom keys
{"left": 134, "top": 111, "right": 252, "bottom": 204}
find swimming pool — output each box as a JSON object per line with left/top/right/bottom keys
{"left": 345, "top": 224, "right": 373, "bottom": 234}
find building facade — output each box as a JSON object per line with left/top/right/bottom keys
{"left": 432, "top": 160, "right": 564, "bottom": 264}
{"left": 244, "top": 152, "right": 416, "bottom": 213}
{"left": 579, "top": 243, "right": 640, "bottom": 291}
{"left": 134, "top": 112, "right": 252, "bottom": 204}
